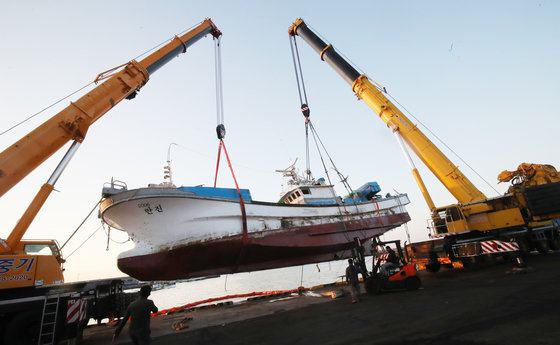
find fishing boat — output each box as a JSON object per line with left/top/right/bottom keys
{"left": 99, "top": 165, "right": 410, "bottom": 281}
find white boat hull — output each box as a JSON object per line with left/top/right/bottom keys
{"left": 100, "top": 187, "right": 410, "bottom": 280}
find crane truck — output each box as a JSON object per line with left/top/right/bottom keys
{"left": 0, "top": 19, "right": 221, "bottom": 345}
{"left": 288, "top": 18, "right": 560, "bottom": 271}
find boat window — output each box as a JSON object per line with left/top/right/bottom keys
{"left": 295, "top": 191, "right": 301, "bottom": 197}
{"left": 301, "top": 188, "right": 310, "bottom": 195}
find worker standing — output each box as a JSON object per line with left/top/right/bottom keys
{"left": 346, "top": 259, "right": 362, "bottom": 303}
{"left": 114, "top": 285, "right": 159, "bottom": 345}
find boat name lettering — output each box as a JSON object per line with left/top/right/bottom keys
{"left": 138, "top": 203, "right": 164, "bottom": 215}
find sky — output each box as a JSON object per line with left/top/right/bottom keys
{"left": 0, "top": 0, "right": 558, "bottom": 282}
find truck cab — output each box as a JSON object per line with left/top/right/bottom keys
{"left": 0, "top": 240, "right": 64, "bottom": 289}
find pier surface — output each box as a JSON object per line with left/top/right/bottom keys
{"left": 82, "top": 252, "right": 560, "bottom": 345}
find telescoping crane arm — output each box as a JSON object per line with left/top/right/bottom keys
{"left": 288, "top": 19, "right": 486, "bottom": 209}
{"left": 0, "top": 19, "right": 221, "bottom": 199}
{"left": 0, "top": 19, "right": 221, "bottom": 254}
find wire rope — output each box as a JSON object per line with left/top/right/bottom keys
{"left": 1, "top": 21, "right": 203, "bottom": 137}
{"left": 60, "top": 198, "right": 102, "bottom": 250}
{"left": 102, "top": 223, "right": 130, "bottom": 245}
{"left": 0, "top": 82, "right": 94, "bottom": 136}
{"left": 214, "top": 36, "right": 225, "bottom": 127}
{"left": 64, "top": 225, "right": 102, "bottom": 259}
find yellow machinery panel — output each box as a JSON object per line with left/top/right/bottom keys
{"left": 466, "top": 208, "right": 525, "bottom": 231}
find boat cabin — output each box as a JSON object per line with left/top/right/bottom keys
{"left": 279, "top": 183, "right": 341, "bottom": 205}
{"left": 279, "top": 180, "right": 383, "bottom": 205}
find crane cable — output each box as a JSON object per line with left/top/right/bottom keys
{"left": 0, "top": 21, "right": 205, "bottom": 137}
{"left": 211, "top": 37, "right": 248, "bottom": 247}
{"left": 384, "top": 92, "right": 501, "bottom": 196}
{"left": 289, "top": 36, "right": 354, "bottom": 196}
{"left": 290, "top": 36, "right": 364, "bottom": 237}
{"left": 289, "top": 36, "right": 312, "bottom": 182}
{"left": 60, "top": 198, "right": 102, "bottom": 250}
{"left": 0, "top": 82, "right": 95, "bottom": 137}
{"left": 61, "top": 198, "right": 129, "bottom": 260}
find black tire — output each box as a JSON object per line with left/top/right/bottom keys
{"left": 482, "top": 253, "right": 496, "bottom": 265}
{"left": 516, "top": 237, "right": 533, "bottom": 256}
{"left": 405, "top": 276, "right": 421, "bottom": 290}
{"left": 425, "top": 261, "right": 441, "bottom": 273}
{"left": 547, "top": 238, "right": 560, "bottom": 251}
{"left": 501, "top": 252, "right": 514, "bottom": 262}
{"left": 3, "top": 310, "right": 42, "bottom": 345}
{"left": 534, "top": 239, "right": 550, "bottom": 254}
{"left": 461, "top": 256, "right": 481, "bottom": 270}
{"left": 365, "top": 277, "right": 382, "bottom": 295}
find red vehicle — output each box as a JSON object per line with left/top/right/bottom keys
{"left": 365, "top": 239, "right": 421, "bottom": 294}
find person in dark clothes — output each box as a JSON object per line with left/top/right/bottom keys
{"left": 381, "top": 246, "right": 399, "bottom": 276}
{"left": 346, "top": 259, "right": 362, "bottom": 303}
{"left": 114, "top": 285, "right": 159, "bottom": 345}
{"left": 386, "top": 246, "right": 398, "bottom": 264}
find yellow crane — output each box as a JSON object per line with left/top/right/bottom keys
{"left": 289, "top": 18, "right": 560, "bottom": 269}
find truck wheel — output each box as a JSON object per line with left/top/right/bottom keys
{"left": 3, "top": 310, "right": 42, "bottom": 345}
{"left": 482, "top": 253, "right": 496, "bottom": 266}
{"left": 547, "top": 238, "right": 560, "bottom": 251}
{"left": 425, "top": 261, "right": 441, "bottom": 272}
{"left": 461, "top": 257, "right": 481, "bottom": 270}
{"left": 405, "top": 276, "right": 421, "bottom": 290}
{"left": 534, "top": 240, "right": 550, "bottom": 254}
{"left": 365, "top": 277, "right": 381, "bottom": 295}
{"left": 516, "top": 238, "right": 533, "bottom": 256}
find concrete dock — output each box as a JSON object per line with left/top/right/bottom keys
{"left": 81, "top": 252, "right": 560, "bottom": 345}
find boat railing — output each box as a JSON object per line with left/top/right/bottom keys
{"left": 102, "top": 178, "right": 128, "bottom": 197}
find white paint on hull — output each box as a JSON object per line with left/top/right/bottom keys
{"left": 100, "top": 187, "right": 410, "bottom": 259}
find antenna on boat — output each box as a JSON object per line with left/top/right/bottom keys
{"left": 163, "top": 143, "right": 178, "bottom": 186}
{"left": 275, "top": 158, "right": 302, "bottom": 185}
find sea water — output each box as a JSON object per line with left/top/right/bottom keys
{"left": 149, "top": 258, "right": 368, "bottom": 310}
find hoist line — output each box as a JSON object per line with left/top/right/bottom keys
{"left": 305, "top": 123, "right": 311, "bottom": 181}
{"left": 214, "top": 36, "right": 225, "bottom": 126}
{"left": 308, "top": 121, "right": 353, "bottom": 195}
{"left": 384, "top": 91, "right": 500, "bottom": 196}
{"left": 291, "top": 35, "right": 313, "bottom": 179}
{"left": 290, "top": 35, "right": 353, "bottom": 197}
{"left": 307, "top": 121, "right": 358, "bottom": 227}
{"left": 210, "top": 37, "right": 246, "bottom": 245}
{"left": 308, "top": 120, "right": 333, "bottom": 187}
{"left": 60, "top": 198, "right": 102, "bottom": 250}
{"left": 289, "top": 36, "right": 308, "bottom": 106}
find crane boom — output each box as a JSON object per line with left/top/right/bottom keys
{"left": 289, "top": 19, "right": 486, "bottom": 206}
{"left": 0, "top": 19, "right": 221, "bottom": 289}
{"left": 288, "top": 19, "right": 560, "bottom": 269}
{"left": 0, "top": 18, "right": 221, "bottom": 198}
